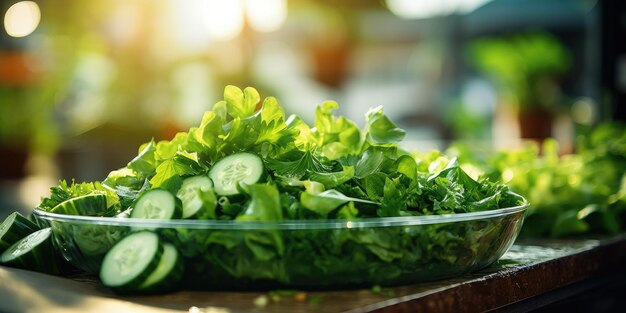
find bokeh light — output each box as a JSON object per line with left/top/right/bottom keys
{"left": 204, "top": 0, "right": 245, "bottom": 41}
{"left": 3, "top": 1, "right": 41, "bottom": 38}
{"left": 385, "top": 0, "right": 491, "bottom": 19}
{"left": 245, "top": 0, "right": 287, "bottom": 33}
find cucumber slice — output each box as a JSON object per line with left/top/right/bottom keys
{"left": 51, "top": 194, "right": 108, "bottom": 216}
{"left": 209, "top": 153, "right": 264, "bottom": 195}
{"left": 99, "top": 231, "right": 163, "bottom": 290}
{"left": 176, "top": 176, "right": 216, "bottom": 219}
{"left": 0, "top": 228, "right": 60, "bottom": 274}
{"left": 139, "top": 243, "right": 183, "bottom": 292}
{"left": 131, "top": 190, "right": 182, "bottom": 219}
{"left": 0, "top": 212, "right": 40, "bottom": 252}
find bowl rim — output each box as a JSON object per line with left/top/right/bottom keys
{"left": 32, "top": 193, "right": 528, "bottom": 230}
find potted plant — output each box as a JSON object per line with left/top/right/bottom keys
{"left": 468, "top": 31, "right": 571, "bottom": 140}
{"left": 0, "top": 50, "right": 61, "bottom": 180}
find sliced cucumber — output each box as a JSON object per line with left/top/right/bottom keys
{"left": 99, "top": 231, "right": 163, "bottom": 290}
{"left": 209, "top": 153, "right": 264, "bottom": 195}
{"left": 0, "top": 212, "right": 40, "bottom": 252}
{"left": 139, "top": 243, "right": 183, "bottom": 292}
{"left": 131, "top": 190, "right": 182, "bottom": 219}
{"left": 0, "top": 228, "right": 60, "bottom": 274}
{"left": 51, "top": 194, "right": 108, "bottom": 216}
{"left": 176, "top": 176, "right": 216, "bottom": 219}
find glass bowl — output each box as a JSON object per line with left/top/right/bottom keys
{"left": 32, "top": 194, "right": 527, "bottom": 290}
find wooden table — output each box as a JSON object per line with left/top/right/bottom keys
{"left": 2, "top": 235, "right": 625, "bottom": 313}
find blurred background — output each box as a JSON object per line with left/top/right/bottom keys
{"left": 1, "top": 0, "right": 625, "bottom": 218}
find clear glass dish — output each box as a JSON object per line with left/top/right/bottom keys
{"left": 32, "top": 195, "right": 527, "bottom": 290}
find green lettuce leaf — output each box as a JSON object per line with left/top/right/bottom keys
{"left": 308, "top": 165, "right": 355, "bottom": 189}
{"left": 312, "top": 101, "right": 362, "bottom": 160}
{"left": 127, "top": 139, "right": 157, "bottom": 175}
{"left": 225, "top": 85, "right": 260, "bottom": 120}
{"left": 150, "top": 152, "right": 205, "bottom": 192}
{"left": 365, "top": 106, "right": 405, "bottom": 145}
{"left": 266, "top": 150, "right": 333, "bottom": 179}
{"left": 301, "top": 189, "right": 377, "bottom": 217}
{"left": 237, "top": 184, "right": 283, "bottom": 222}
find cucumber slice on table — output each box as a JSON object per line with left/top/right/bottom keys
{"left": 131, "top": 190, "right": 182, "bottom": 219}
{"left": 51, "top": 194, "right": 108, "bottom": 216}
{"left": 139, "top": 243, "right": 183, "bottom": 292}
{"left": 209, "top": 153, "right": 264, "bottom": 195}
{"left": 176, "top": 176, "right": 216, "bottom": 219}
{"left": 0, "top": 212, "right": 40, "bottom": 252}
{"left": 99, "top": 231, "right": 163, "bottom": 290}
{"left": 0, "top": 227, "right": 60, "bottom": 274}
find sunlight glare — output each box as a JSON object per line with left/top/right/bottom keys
{"left": 245, "top": 0, "right": 287, "bottom": 33}
{"left": 204, "top": 0, "right": 244, "bottom": 41}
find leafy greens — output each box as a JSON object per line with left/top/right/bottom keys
{"left": 449, "top": 123, "right": 626, "bottom": 238}
{"left": 35, "top": 85, "right": 525, "bottom": 290}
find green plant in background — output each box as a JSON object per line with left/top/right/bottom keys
{"left": 468, "top": 31, "right": 571, "bottom": 111}
{"left": 449, "top": 123, "right": 626, "bottom": 238}
{"left": 0, "top": 57, "right": 76, "bottom": 156}
{"left": 0, "top": 1, "right": 105, "bottom": 157}
{"left": 445, "top": 99, "right": 493, "bottom": 140}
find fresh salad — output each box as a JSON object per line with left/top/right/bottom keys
{"left": 0, "top": 86, "right": 526, "bottom": 293}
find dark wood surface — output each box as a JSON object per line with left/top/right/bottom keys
{"left": 1, "top": 235, "right": 625, "bottom": 313}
